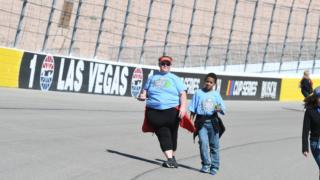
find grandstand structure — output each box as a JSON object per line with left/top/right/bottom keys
{"left": 0, "top": 0, "right": 320, "bottom": 73}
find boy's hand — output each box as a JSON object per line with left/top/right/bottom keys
{"left": 303, "top": 151, "right": 309, "bottom": 157}
{"left": 214, "top": 104, "right": 222, "bottom": 112}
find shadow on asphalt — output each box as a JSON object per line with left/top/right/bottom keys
{"left": 106, "top": 149, "right": 199, "bottom": 172}
{"left": 107, "top": 149, "right": 162, "bottom": 166}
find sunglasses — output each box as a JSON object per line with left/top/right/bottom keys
{"left": 159, "top": 62, "right": 171, "bottom": 66}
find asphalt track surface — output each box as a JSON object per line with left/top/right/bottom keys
{"left": 0, "top": 87, "right": 318, "bottom": 180}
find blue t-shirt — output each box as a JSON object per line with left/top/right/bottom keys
{"left": 189, "top": 89, "right": 226, "bottom": 116}
{"left": 144, "top": 72, "right": 187, "bottom": 110}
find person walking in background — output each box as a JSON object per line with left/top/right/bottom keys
{"left": 300, "top": 70, "right": 313, "bottom": 98}
{"left": 189, "top": 73, "right": 226, "bottom": 175}
{"left": 302, "top": 86, "right": 320, "bottom": 179}
{"left": 137, "top": 56, "right": 188, "bottom": 168}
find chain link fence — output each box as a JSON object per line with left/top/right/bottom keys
{"left": 0, "top": 0, "right": 320, "bottom": 73}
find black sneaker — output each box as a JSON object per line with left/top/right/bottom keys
{"left": 162, "top": 158, "right": 175, "bottom": 168}
{"left": 172, "top": 156, "right": 179, "bottom": 168}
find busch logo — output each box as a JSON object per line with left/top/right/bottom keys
{"left": 261, "top": 81, "right": 277, "bottom": 99}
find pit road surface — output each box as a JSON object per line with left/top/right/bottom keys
{"left": 0, "top": 87, "right": 317, "bottom": 180}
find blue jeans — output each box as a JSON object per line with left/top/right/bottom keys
{"left": 198, "top": 120, "right": 220, "bottom": 172}
{"left": 310, "top": 138, "right": 320, "bottom": 169}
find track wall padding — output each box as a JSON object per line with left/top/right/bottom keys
{"left": 0, "top": 48, "right": 23, "bottom": 88}
{"left": 17, "top": 51, "right": 281, "bottom": 101}
{"left": 280, "top": 78, "right": 320, "bottom": 101}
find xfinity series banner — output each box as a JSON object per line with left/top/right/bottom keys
{"left": 18, "top": 52, "right": 280, "bottom": 101}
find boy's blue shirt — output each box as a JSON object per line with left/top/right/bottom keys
{"left": 189, "top": 88, "right": 226, "bottom": 116}
{"left": 144, "top": 71, "right": 187, "bottom": 110}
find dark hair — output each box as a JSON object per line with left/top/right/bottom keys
{"left": 304, "top": 93, "right": 318, "bottom": 109}
{"left": 205, "top": 73, "right": 217, "bottom": 83}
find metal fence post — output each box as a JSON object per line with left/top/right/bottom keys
{"left": 139, "top": 0, "right": 154, "bottom": 64}
{"left": 224, "top": 0, "right": 239, "bottom": 71}
{"left": 312, "top": 17, "right": 320, "bottom": 74}
{"left": 183, "top": 0, "right": 197, "bottom": 68}
{"left": 279, "top": 0, "right": 295, "bottom": 73}
{"left": 296, "top": 0, "right": 312, "bottom": 72}
{"left": 13, "top": 0, "right": 28, "bottom": 47}
{"left": 204, "top": 0, "right": 219, "bottom": 70}
{"left": 244, "top": 0, "right": 259, "bottom": 72}
{"left": 261, "top": 0, "right": 277, "bottom": 73}
{"left": 94, "top": 0, "right": 109, "bottom": 59}
{"left": 117, "top": 0, "right": 132, "bottom": 62}
{"left": 68, "top": 0, "right": 83, "bottom": 56}
{"left": 163, "top": 0, "right": 175, "bottom": 56}
{"left": 42, "top": 0, "right": 56, "bottom": 52}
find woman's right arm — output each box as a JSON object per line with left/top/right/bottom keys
{"left": 137, "top": 76, "right": 152, "bottom": 101}
{"left": 137, "top": 89, "right": 147, "bottom": 101}
{"left": 302, "top": 109, "right": 311, "bottom": 156}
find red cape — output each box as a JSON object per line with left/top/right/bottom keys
{"left": 142, "top": 107, "right": 196, "bottom": 133}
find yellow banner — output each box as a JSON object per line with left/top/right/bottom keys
{"left": 280, "top": 78, "right": 320, "bottom": 101}
{"left": 0, "top": 47, "right": 23, "bottom": 88}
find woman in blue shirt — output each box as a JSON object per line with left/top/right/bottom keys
{"left": 138, "top": 56, "right": 187, "bottom": 168}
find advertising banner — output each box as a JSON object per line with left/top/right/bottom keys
{"left": 19, "top": 51, "right": 281, "bottom": 101}
{"left": 220, "top": 76, "right": 281, "bottom": 101}
{"left": 0, "top": 47, "right": 23, "bottom": 88}
{"left": 20, "top": 52, "right": 133, "bottom": 96}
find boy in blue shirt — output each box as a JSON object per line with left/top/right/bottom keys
{"left": 189, "top": 73, "right": 226, "bottom": 175}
